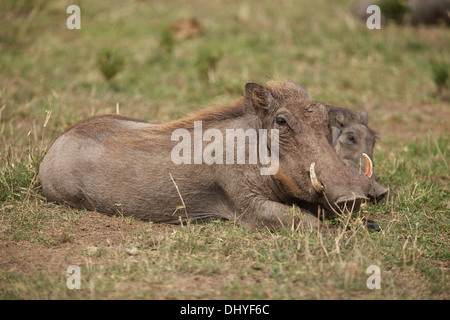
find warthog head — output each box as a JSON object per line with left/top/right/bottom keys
{"left": 247, "top": 81, "right": 374, "bottom": 216}
{"left": 327, "top": 105, "right": 388, "bottom": 202}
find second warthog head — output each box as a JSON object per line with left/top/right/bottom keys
{"left": 327, "top": 105, "right": 388, "bottom": 202}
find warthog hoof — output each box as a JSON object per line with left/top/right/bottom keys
{"left": 365, "top": 219, "right": 381, "bottom": 232}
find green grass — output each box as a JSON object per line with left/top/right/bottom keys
{"left": 0, "top": 0, "right": 448, "bottom": 300}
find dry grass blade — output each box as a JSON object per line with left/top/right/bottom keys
{"left": 169, "top": 172, "right": 189, "bottom": 222}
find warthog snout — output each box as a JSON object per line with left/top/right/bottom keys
{"left": 342, "top": 155, "right": 389, "bottom": 202}
{"left": 335, "top": 194, "right": 369, "bottom": 212}
{"left": 306, "top": 156, "right": 373, "bottom": 216}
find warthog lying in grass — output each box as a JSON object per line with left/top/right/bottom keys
{"left": 40, "top": 81, "right": 379, "bottom": 230}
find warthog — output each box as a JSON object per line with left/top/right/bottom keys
{"left": 40, "top": 81, "right": 377, "bottom": 230}
{"left": 352, "top": 0, "right": 450, "bottom": 26}
{"left": 327, "top": 105, "right": 388, "bottom": 202}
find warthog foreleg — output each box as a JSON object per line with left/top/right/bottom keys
{"left": 241, "top": 199, "right": 322, "bottom": 231}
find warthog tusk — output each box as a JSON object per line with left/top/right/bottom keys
{"left": 362, "top": 153, "right": 373, "bottom": 178}
{"left": 310, "top": 162, "right": 324, "bottom": 194}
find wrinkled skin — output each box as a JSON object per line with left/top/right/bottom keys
{"left": 40, "top": 81, "right": 377, "bottom": 230}
{"left": 326, "top": 105, "right": 388, "bottom": 203}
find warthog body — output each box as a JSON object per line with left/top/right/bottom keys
{"left": 40, "top": 81, "right": 375, "bottom": 229}
{"left": 327, "top": 105, "right": 388, "bottom": 201}
{"left": 352, "top": 0, "right": 450, "bottom": 26}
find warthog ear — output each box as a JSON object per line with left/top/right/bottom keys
{"left": 244, "top": 82, "right": 276, "bottom": 115}
{"left": 331, "top": 126, "right": 342, "bottom": 145}
{"left": 328, "top": 108, "right": 345, "bottom": 129}
{"left": 359, "top": 111, "right": 368, "bottom": 126}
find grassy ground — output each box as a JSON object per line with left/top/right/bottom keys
{"left": 0, "top": 0, "right": 448, "bottom": 299}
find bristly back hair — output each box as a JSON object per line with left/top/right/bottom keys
{"left": 151, "top": 98, "right": 246, "bottom": 132}
{"left": 151, "top": 80, "right": 311, "bottom": 133}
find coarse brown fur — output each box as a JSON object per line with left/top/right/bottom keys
{"left": 39, "top": 80, "right": 375, "bottom": 230}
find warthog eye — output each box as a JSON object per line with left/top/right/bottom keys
{"left": 275, "top": 117, "right": 287, "bottom": 126}
{"left": 346, "top": 132, "right": 357, "bottom": 144}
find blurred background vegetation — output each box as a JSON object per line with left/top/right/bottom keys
{"left": 0, "top": 0, "right": 448, "bottom": 299}
{"left": 0, "top": 0, "right": 448, "bottom": 147}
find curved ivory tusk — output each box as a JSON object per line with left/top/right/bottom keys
{"left": 310, "top": 162, "right": 324, "bottom": 194}
{"left": 362, "top": 153, "right": 373, "bottom": 178}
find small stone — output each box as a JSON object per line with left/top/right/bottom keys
{"left": 125, "top": 247, "right": 139, "bottom": 256}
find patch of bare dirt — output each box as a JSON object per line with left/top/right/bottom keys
{"left": 0, "top": 209, "right": 176, "bottom": 276}
{"left": 169, "top": 17, "right": 204, "bottom": 41}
